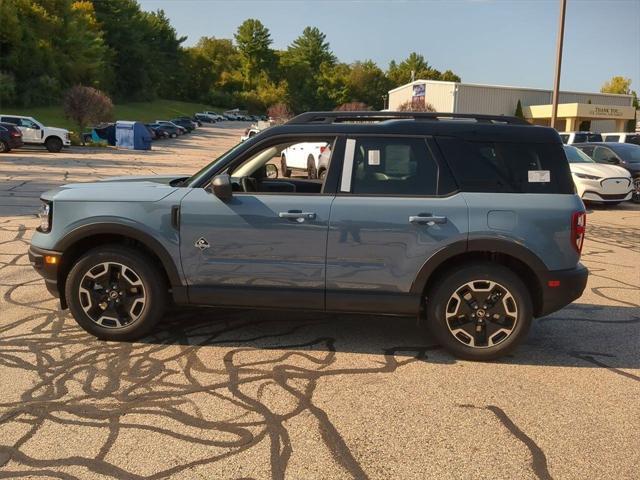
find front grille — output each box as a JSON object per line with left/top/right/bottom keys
{"left": 584, "top": 191, "right": 630, "bottom": 200}
{"left": 600, "top": 177, "right": 630, "bottom": 188}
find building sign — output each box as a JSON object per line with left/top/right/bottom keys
{"left": 586, "top": 106, "right": 624, "bottom": 118}
{"left": 412, "top": 83, "right": 426, "bottom": 97}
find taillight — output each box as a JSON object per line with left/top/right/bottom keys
{"left": 571, "top": 211, "right": 586, "bottom": 254}
{"left": 319, "top": 146, "right": 327, "bottom": 153}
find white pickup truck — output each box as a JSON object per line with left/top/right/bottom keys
{"left": 280, "top": 142, "right": 331, "bottom": 179}
{"left": 0, "top": 115, "right": 70, "bottom": 152}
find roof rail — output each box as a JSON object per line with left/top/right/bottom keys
{"left": 286, "top": 111, "right": 530, "bottom": 126}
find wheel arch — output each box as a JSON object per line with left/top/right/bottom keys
{"left": 44, "top": 134, "right": 63, "bottom": 143}
{"left": 54, "top": 223, "right": 184, "bottom": 308}
{"left": 411, "top": 239, "right": 547, "bottom": 317}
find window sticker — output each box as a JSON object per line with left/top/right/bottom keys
{"left": 528, "top": 170, "right": 551, "bottom": 183}
{"left": 368, "top": 150, "right": 381, "bottom": 166}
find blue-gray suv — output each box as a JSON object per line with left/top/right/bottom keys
{"left": 29, "top": 111, "right": 588, "bottom": 360}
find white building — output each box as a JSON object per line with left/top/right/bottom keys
{"left": 388, "top": 80, "right": 636, "bottom": 132}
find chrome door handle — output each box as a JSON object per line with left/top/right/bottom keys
{"left": 409, "top": 214, "right": 447, "bottom": 226}
{"left": 278, "top": 211, "right": 316, "bottom": 221}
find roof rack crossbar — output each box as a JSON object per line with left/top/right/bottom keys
{"left": 287, "top": 111, "right": 530, "bottom": 125}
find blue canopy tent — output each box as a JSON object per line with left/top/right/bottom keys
{"left": 115, "top": 121, "right": 152, "bottom": 150}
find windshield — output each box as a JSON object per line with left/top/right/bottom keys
{"left": 613, "top": 144, "right": 640, "bottom": 163}
{"left": 185, "top": 141, "right": 247, "bottom": 186}
{"left": 563, "top": 145, "right": 595, "bottom": 163}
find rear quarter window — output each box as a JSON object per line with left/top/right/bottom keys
{"left": 436, "top": 137, "right": 574, "bottom": 194}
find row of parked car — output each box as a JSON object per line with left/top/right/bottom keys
{"left": 145, "top": 117, "right": 201, "bottom": 140}
{"left": 0, "top": 109, "right": 261, "bottom": 153}
{"left": 195, "top": 111, "right": 266, "bottom": 123}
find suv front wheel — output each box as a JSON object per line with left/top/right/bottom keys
{"left": 425, "top": 262, "right": 532, "bottom": 360}
{"left": 65, "top": 245, "right": 167, "bottom": 341}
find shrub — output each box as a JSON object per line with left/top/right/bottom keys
{"left": 267, "top": 102, "right": 293, "bottom": 123}
{"left": 334, "top": 102, "right": 370, "bottom": 111}
{"left": 397, "top": 100, "right": 436, "bottom": 112}
{"left": 63, "top": 85, "right": 113, "bottom": 144}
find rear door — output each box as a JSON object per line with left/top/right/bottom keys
{"left": 325, "top": 135, "right": 468, "bottom": 314}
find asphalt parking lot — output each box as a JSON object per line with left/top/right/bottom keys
{"left": 0, "top": 123, "right": 638, "bottom": 480}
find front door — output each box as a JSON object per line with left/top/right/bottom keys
{"left": 18, "top": 118, "right": 42, "bottom": 143}
{"left": 325, "top": 135, "right": 468, "bottom": 314}
{"left": 179, "top": 136, "right": 340, "bottom": 310}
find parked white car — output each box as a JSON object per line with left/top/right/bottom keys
{"left": 0, "top": 114, "right": 70, "bottom": 152}
{"left": 240, "top": 127, "right": 260, "bottom": 142}
{"left": 196, "top": 112, "right": 223, "bottom": 122}
{"left": 602, "top": 132, "right": 640, "bottom": 145}
{"left": 564, "top": 145, "right": 632, "bottom": 204}
{"left": 558, "top": 131, "right": 603, "bottom": 144}
{"left": 280, "top": 142, "right": 330, "bottom": 179}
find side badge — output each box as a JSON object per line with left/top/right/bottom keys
{"left": 195, "top": 237, "right": 210, "bottom": 250}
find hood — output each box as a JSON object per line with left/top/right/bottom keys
{"left": 45, "top": 126, "right": 70, "bottom": 135}
{"left": 41, "top": 174, "right": 190, "bottom": 203}
{"left": 570, "top": 163, "right": 630, "bottom": 178}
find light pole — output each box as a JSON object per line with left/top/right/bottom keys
{"left": 550, "top": 0, "right": 567, "bottom": 129}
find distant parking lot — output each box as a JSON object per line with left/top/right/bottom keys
{"left": 0, "top": 122, "right": 638, "bottom": 479}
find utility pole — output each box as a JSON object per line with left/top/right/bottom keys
{"left": 550, "top": 0, "right": 567, "bottom": 129}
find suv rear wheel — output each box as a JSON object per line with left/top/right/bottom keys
{"left": 425, "top": 262, "right": 532, "bottom": 360}
{"left": 0, "top": 140, "right": 10, "bottom": 153}
{"left": 65, "top": 245, "right": 167, "bottom": 341}
{"left": 45, "top": 136, "right": 63, "bottom": 153}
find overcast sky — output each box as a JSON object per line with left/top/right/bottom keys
{"left": 137, "top": 0, "right": 640, "bottom": 93}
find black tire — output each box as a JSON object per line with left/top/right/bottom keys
{"left": 45, "top": 136, "right": 63, "bottom": 153}
{"left": 65, "top": 245, "right": 167, "bottom": 341}
{"left": 281, "top": 154, "right": 291, "bottom": 177}
{"left": 307, "top": 155, "right": 318, "bottom": 179}
{"left": 0, "top": 140, "right": 10, "bottom": 153}
{"left": 318, "top": 167, "right": 327, "bottom": 180}
{"left": 633, "top": 178, "right": 640, "bottom": 204}
{"left": 425, "top": 262, "right": 532, "bottom": 361}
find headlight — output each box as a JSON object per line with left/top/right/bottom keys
{"left": 38, "top": 201, "right": 52, "bottom": 232}
{"left": 575, "top": 173, "right": 601, "bottom": 180}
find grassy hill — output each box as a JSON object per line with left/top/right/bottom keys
{"left": 5, "top": 99, "right": 222, "bottom": 132}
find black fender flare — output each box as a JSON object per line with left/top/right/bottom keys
{"left": 410, "top": 237, "right": 548, "bottom": 296}
{"left": 54, "top": 222, "right": 183, "bottom": 288}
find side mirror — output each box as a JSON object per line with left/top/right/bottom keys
{"left": 265, "top": 163, "right": 278, "bottom": 179}
{"left": 211, "top": 174, "right": 233, "bottom": 201}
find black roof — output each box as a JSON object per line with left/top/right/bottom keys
{"left": 260, "top": 111, "right": 561, "bottom": 144}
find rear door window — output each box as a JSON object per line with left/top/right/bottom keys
{"left": 436, "top": 138, "right": 574, "bottom": 194}
{"left": 344, "top": 136, "right": 444, "bottom": 196}
{"left": 604, "top": 135, "right": 620, "bottom": 142}
{"left": 624, "top": 134, "right": 640, "bottom": 145}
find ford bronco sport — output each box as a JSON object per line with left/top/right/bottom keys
{"left": 29, "top": 111, "right": 588, "bottom": 360}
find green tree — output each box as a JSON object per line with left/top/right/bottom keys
{"left": 347, "top": 60, "right": 390, "bottom": 110}
{"left": 387, "top": 53, "right": 460, "bottom": 87}
{"left": 283, "top": 26, "right": 336, "bottom": 111}
{"left": 287, "top": 26, "right": 335, "bottom": 67}
{"left": 234, "top": 19, "right": 273, "bottom": 89}
{"left": 92, "top": 0, "right": 184, "bottom": 100}
{"left": 514, "top": 99, "right": 524, "bottom": 119}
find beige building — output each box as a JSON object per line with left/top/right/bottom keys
{"left": 388, "top": 80, "right": 636, "bottom": 132}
